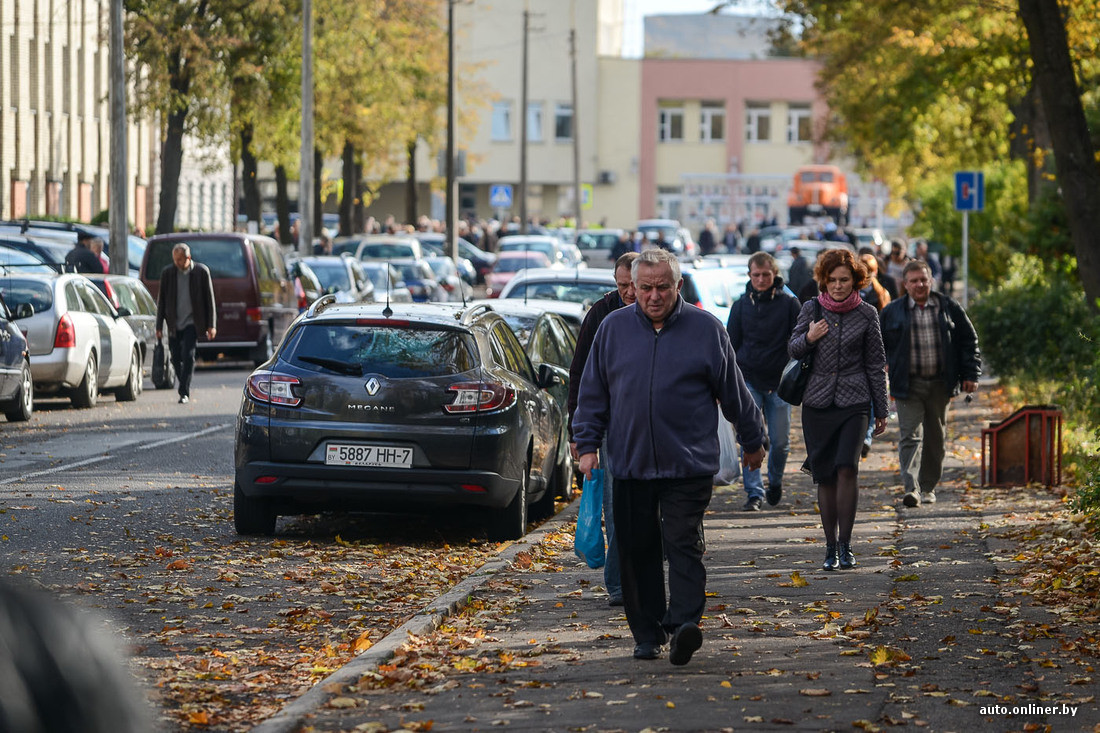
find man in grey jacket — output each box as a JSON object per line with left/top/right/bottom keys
{"left": 573, "top": 249, "right": 765, "bottom": 666}
{"left": 156, "top": 243, "right": 216, "bottom": 404}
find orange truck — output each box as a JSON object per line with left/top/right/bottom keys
{"left": 787, "top": 164, "right": 848, "bottom": 225}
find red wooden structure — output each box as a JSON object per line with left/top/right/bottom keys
{"left": 981, "top": 405, "right": 1062, "bottom": 488}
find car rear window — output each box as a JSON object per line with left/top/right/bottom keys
{"left": 288, "top": 323, "right": 477, "bottom": 377}
{"left": 0, "top": 278, "right": 53, "bottom": 313}
{"left": 146, "top": 239, "right": 248, "bottom": 279}
{"left": 505, "top": 281, "right": 610, "bottom": 304}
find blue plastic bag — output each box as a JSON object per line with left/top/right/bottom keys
{"left": 574, "top": 469, "right": 606, "bottom": 569}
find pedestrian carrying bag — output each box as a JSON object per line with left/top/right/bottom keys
{"left": 574, "top": 469, "right": 606, "bottom": 569}
{"left": 778, "top": 300, "right": 820, "bottom": 406}
{"left": 151, "top": 336, "right": 175, "bottom": 390}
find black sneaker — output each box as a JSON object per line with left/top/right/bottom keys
{"left": 765, "top": 484, "right": 782, "bottom": 506}
{"left": 742, "top": 497, "right": 763, "bottom": 512}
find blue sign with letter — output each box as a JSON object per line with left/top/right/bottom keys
{"left": 490, "top": 184, "right": 513, "bottom": 209}
{"left": 954, "top": 171, "right": 984, "bottom": 212}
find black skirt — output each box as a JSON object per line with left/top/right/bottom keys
{"left": 801, "top": 403, "right": 870, "bottom": 484}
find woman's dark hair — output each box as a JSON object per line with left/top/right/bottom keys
{"left": 813, "top": 248, "right": 869, "bottom": 292}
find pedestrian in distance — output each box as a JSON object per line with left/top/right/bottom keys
{"left": 155, "top": 243, "right": 217, "bottom": 405}
{"left": 879, "top": 260, "right": 980, "bottom": 508}
{"left": 567, "top": 251, "right": 640, "bottom": 607}
{"left": 789, "top": 248, "right": 889, "bottom": 571}
{"left": 573, "top": 248, "right": 766, "bottom": 665}
{"left": 786, "top": 246, "right": 812, "bottom": 299}
{"left": 726, "top": 252, "right": 801, "bottom": 511}
{"left": 697, "top": 218, "right": 718, "bottom": 256}
{"left": 886, "top": 239, "right": 911, "bottom": 289}
{"left": 88, "top": 237, "right": 110, "bottom": 273}
{"left": 857, "top": 252, "right": 894, "bottom": 458}
{"left": 64, "top": 232, "right": 106, "bottom": 274}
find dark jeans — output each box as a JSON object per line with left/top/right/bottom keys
{"left": 614, "top": 475, "right": 712, "bottom": 645}
{"left": 168, "top": 325, "right": 197, "bottom": 398}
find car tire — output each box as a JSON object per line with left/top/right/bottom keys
{"left": 487, "top": 462, "right": 528, "bottom": 542}
{"left": 3, "top": 361, "right": 33, "bottom": 422}
{"left": 252, "top": 327, "right": 274, "bottom": 367}
{"left": 233, "top": 481, "right": 277, "bottom": 536}
{"left": 115, "top": 350, "right": 142, "bottom": 402}
{"left": 71, "top": 354, "right": 99, "bottom": 409}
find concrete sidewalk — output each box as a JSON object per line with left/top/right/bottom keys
{"left": 265, "top": 390, "right": 1099, "bottom": 732}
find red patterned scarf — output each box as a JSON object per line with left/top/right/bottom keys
{"left": 818, "top": 290, "right": 863, "bottom": 314}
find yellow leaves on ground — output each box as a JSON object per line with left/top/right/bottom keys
{"left": 869, "top": 645, "right": 911, "bottom": 666}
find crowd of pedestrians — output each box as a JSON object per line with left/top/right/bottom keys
{"left": 568, "top": 227, "right": 980, "bottom": 666}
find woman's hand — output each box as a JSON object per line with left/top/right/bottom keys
{"left": 807, "top": 319, "right": 829, "bottom": 343}
{"left": 873, "top": 416, "right": 888, "bottom": 436}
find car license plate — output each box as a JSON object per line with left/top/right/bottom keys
{"left": 325, "top": 444, "right": 413, "bottom": 468}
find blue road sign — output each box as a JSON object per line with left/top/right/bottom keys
{"left": 490, "top": 184, "right": 513, "bottom": 209}
{"left": 954, "top": 171, "right": 985, "bottom": 212}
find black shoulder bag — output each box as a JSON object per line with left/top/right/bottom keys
{"left": 777, "top": 300, "right": 821, "bottom": 406}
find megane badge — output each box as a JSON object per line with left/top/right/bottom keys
{"left": 365, "top": 378, "right": 381, "bottom": 396}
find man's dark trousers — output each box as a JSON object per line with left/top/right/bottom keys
{"left": 169, "top": 325, "right": 198, "bottom": 399}
{"left": 614, "top": 476, "right": 712, "bottom": 645}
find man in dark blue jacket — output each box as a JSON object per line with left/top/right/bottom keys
{"left": 726, "top": 252, "right": 802, "bottom": 510}
{"left": 880, "top": 261, "right": 980, "bottom": 508}
{"left": 574, "top": 249, "right": 765, "bottom": 666}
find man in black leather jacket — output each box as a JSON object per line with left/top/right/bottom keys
{"left": 880, "top": 260, "right": 980, "bottom": 508}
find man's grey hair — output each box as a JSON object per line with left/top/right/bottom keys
{"left": 172, "top": 243, "right": 191, "bottom": 257}
{"left": 632, "top": 247, "right": 681, "bottom": 284}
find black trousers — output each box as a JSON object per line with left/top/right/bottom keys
{"left": 613, "top": 475, "right": 712, "bottom": 645}
{"left": 168, "top": 325, "right": 197, "bottom": 398}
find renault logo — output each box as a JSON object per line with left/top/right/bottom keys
{"left": 365, "top": 378, "right": 381, "bottom": 396}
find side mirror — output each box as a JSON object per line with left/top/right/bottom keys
{"left": 13, "top": 303, "right": 34, "bottom": 320}
{"left": 537, "top": 362, "right": 567, "bottom": 389}
{"left": 115, "top": 306, "right": 132, "bottom": 318}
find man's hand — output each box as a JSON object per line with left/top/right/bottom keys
{"left": 578, "top": 452, "right": 599, "bottom": 481}
{"left": 569, "top": 442, "right": 579, "bottom": 461}
{"left": 206, "top": 328, "right": 217, "bottom": 340}
{"left": 961, "top": 380, "right": 978, "bottom": 393}
{"left": 742, "top": 445, "right": 765, "bottom": 471}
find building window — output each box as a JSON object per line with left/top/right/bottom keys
{"left": 745, "top": 102, "right": 770, "bottom": 143}
{"left": 29, "top": 40, "right": 38, "bottom": 113}
{"left": 699, "top": 101, "right": 725, "bottom": 142}
{"left": 527, "top": 102, "right": 543, "bottom": 142}
{"left": 788, "top": 103, "right": 812, "bottom": 143}
{"left": 658, "top": 106, "right": 684, "bottom": 142}
{"left": 9, "top": 37, "right": 18, "bottom": 108}
{"left": 491, "top": 100, "right": 512, "bottom": 141}
{"left": 554, "top": 103, "right": 573, "bottom": 142}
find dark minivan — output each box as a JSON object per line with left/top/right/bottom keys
{"left": 141, "top": 233, "right": 296, "bottom": 365}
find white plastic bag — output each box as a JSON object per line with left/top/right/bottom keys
{"left": 715, "top": 415, "right": 741, "bottom": 486}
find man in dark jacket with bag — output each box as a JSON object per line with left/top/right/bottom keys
{"left": 155, "top": 243, "right": 216, "bottom": 404}
{"left": 573, "top": 249, "right": 765, "bottom": 666}
{"left": 880, "top": 260, "right": 980, "bottom": 508}
{"left": 726, "top": 252, "right": 802, "bottom": 511}
{"left": 567, "top": 251, "right": 639, "bottom": 607}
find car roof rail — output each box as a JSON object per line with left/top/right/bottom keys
{"left": 305, "top": 293, "right": 338, "bottom": 318}
{"left": 459, "top": 302, "right": 493, "bottom": 324}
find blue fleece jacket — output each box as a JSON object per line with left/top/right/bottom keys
{"left": 573, "top": 296, "right": 765, "bottom": 480}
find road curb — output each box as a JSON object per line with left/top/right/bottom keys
{"left": 251, "top": 500, "right": 581, "bottom": 733}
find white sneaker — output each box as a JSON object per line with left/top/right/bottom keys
{"left": 902, "top": 491, "right": 920, "bottom": 507}
{"left": 921, "top": 491, "right": 936, "bottom": 504}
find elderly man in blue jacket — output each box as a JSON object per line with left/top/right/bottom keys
{"left": 573, "top": 248, "right": 766, "bottom": 666}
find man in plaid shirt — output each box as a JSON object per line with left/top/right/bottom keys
{"left": 880, "top": 260, "right": 981, "bottom": 508}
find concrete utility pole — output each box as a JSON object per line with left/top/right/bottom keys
{"left": 445, "top": 0, "right": 456, "bottom": 261}
{"left": 298, "top": 0, "right": 314, "bottom": 255}
{"left": 519, "top": 9, "right": 529, "bottom": 234}
{"left": 109, "top": 0, "right": 127, "bottom": 273}
{"left": 570, "top": 24, "right": 581, "bottom": 230}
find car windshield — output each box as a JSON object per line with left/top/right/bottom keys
{"left": 494, "top": 255, "right": 546, "bottom": 273}
{"left": 0, "top": 247, "right": 55, "bottom": 273}
{"left": 0, "top": 278, "right": 54, "bottom": 313}
{"left": 500, "top": 241, "right": 555, "bottom": 259}
{"left": 505, "top": 281, "right": 610, "bottom": 304}
{"left": 288, "top": 323, "right": 477, "bottom": 378}
{"left": 308, "top": 261, "right": 351, "bottom": 291}
{"left": 147, "top": 239, "right": 248, "bottom": 278}
{"left": 360, "top": 243, "right": 416, "bottom": 259}
{"left": 576, "top": 233, "right": 620, "bottom": 250}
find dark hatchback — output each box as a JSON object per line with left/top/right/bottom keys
{"left": 234, "top": 298, "right": 571, "bottom": 540}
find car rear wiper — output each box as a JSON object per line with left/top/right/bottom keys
{"left": 298, "top": 355, "right": 363, "bottom": 375}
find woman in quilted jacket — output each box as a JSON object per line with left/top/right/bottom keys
{"left": 789, "top": 248, "right": 889, "bottom": 571}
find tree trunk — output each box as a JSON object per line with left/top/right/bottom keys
{"left": 340, "top": 140, "right": 355, "bottom": 237}
{"left": 405, "top": 139, "right": 418, "bottom": 226}
{"left": 354, "top": 160, "right": 366, "bottom": 234}
{"left": 240, "top": 124, "right": 262, "bottom": 225}
{"left": 275, "top": 165, "right": 292, "bottom": 245}
{"left": 1017, "top": 0, "right": 1100, "bottom": 308}
{"left": 155, "top": 105, "right": 188, "bottom": 234}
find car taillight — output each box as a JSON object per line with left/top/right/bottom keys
{"left": 246, "top": 307, "right": 263, "bottom": 322}
{"left": 295, "top": 280, "right": 307, "bottom": 310}
{"left": 247, "top": 373, "right": 302, "bottom": 407}
{"left": 54, "top": 313, "right": 77, "bottom": 348}
{"left": 103, "top": 280, "right": 119, "bottom": 307}
{"left": 445, "top": 382, "right": 515, "bottom": 414}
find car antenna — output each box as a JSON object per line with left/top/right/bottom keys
{"left": 382, "top": 258, "right": 393, "bottom": 318}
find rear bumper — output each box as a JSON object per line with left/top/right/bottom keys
{"left": 29, "top": 349, "right": 83, "bottom": 389}
{"left": 235, "top": 461, "right": 520, "bottom": 510}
